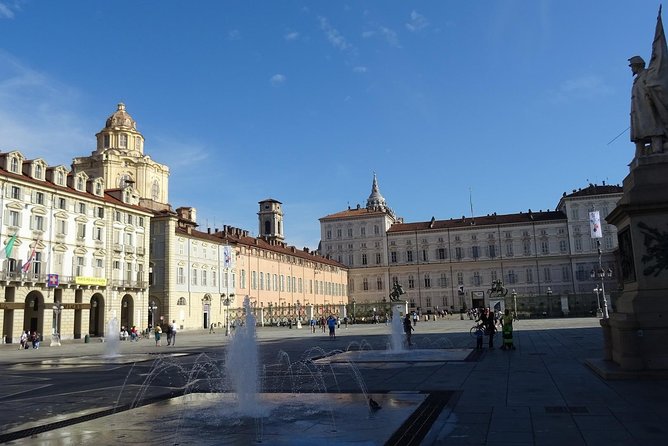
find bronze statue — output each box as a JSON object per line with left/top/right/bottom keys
{"left": 629, "top": 7, "right": 668, "bottom": 156}
{"left": 389, "top": 282, "right": 406, "bottom": 302}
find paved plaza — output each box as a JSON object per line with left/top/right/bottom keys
{"left": 0, "top": 317, "right": 666, "bottom": 445}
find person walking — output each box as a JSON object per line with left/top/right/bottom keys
{"left": 169, "top": 320, "right": 177, "bottom": 346}
{"left": 154, "top": 324, "right": 162, "bottom": 346}
{"left": 479, "top": 307, "right": 496, "bottom": 349}
{"left": 403, "top": 313, "right": 414, "bottom": 347}
{"left": 327, "top": 315, "right": 337, "bottom": 339}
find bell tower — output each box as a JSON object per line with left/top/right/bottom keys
{"left": 258, "top": 199, "right": 284, "bottom": 243}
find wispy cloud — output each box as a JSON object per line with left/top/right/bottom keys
{"left": 406, "top": 10, "right": 429, "bottom": 32}
{"left": 270, "top": 74, "right": 286, "bottom": 86}
{"left": 0, "top": 50, "right": 90, "bottom": 165}
{"left": 353, "top": 66, "right": 367, "bottom": 73}
{"left": 549, "top": 75, "right": 612, "bottom": 103}
{"left": 362, "top": 25, "right": 400, "bottom": 47}
{"left": 284, "top": 31, "right": 299, "bottom": 41}
{"left": 227, "top": 29, "right": 241, "bottom": 40}
{"left": 0, "top": 1, "right": 17, "bottom": 19}
{"left": 318, "top": 16, "right": 350, "bottom": 51}
{"left": 152, "top": 136, "right": 210, "bottom": 168}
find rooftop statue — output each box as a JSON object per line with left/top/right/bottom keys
{"left": 629, "top": 6, "right": 668, "bottom": 157}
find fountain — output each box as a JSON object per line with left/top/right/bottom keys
{"left": 104, "top": 315, "right": 120, "bottom": 357}
{"left": 389, "top": 303, "right": 405, "bottom": 352}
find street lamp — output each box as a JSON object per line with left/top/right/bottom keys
{"left": 511, "top": 289, "right": 518, "bottom": 320}
{"left": 222, "top": 293, "right": 235, "bottom": 336}
{"left": 51, "top": 302, "right": 64, "bottom": 346}
{"left": 458, "top": 286, "right": 465, "bottom": 320}
{"left": 148, "top": 301, "right": 157, "bottom": 338}
{"left": 590, "top": 239, "right": 613, "bottom": 319}
{"left": 351, "top": 298, "right": 356, "bottom": 324}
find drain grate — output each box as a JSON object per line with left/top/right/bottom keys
{"left": 385, "top": 391, "right": 453, "bottom": 446}
{"left": 545, "top": 406, "right": 589, "bottom": 414}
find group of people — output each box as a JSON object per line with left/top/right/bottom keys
{"left": 153, "top": 320, "right": 178, "bottom": 346}
{"left": 475, "top": 307, "right": 515, "bottom": 350}
{"left": 18, "top": 330, "right": 41, "bottom": 350}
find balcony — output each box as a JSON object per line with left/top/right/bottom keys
{"left": 113, "top": 243, "right": 123, "bottom": 252}
{"left": 112, "top": 279, "right": 147, "bottom": 290}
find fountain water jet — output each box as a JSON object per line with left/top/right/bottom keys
{"left": 389, "top": 304, "right": 405, "bottom": 352}
{"left": 104, "top": 316, "right": 120, "bottom": 357}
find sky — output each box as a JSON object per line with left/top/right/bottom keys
{"left": 0, "top": 1, "right": 662, "bottom": 250}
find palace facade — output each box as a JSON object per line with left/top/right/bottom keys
{"left": 319, "top": 175, "right": 622, "bottom": 318}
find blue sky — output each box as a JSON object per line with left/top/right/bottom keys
{"left": 0, "top": 1, "right": 661, "bottom": 249}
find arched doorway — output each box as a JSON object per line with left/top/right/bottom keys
{"left": 120, "top": 294, "right": 134, "bottom": 330}
{"left": 89, "top": 294, "right": 104, "bottom": 336}
{"left": 23, "top": 291, "right": 44, "bottom": 335}
{"left": 202, "top": 294, "right": 212, "bottom": 329}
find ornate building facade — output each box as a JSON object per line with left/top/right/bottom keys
{"left": 320, "top": 176, "right": 622, "bottom": 318}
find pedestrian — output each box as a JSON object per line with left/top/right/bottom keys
{"left": 479, "top": 307, "right": 496, "bottom": 349}
{"left": 501, "top": 309, "right": 515, "bottom": 350}
{"left": 310, "top": 318, "right": 316, "bottom": 333}
{"left": 209, "top": 323, "right": 215, "bottom": 334}
{"left": 169, "top": 320, "right": 177, "bottom": 346}
{"left": 327, "top": 315, "right": 337, "bottom": 339}
{"left": 320, "top": 316, "right": 326, "bottom": 333}
{"left": 403, "top": 313, "right": 414, "bottom": 347}
{"left": 32, "top": 332, "right": 41, "bottom": 349}
{"left": 130, "top": 326, "right": 138, "bottom": 341}
{"left": 413, "top": 312, "right": 418, "bottom": 326}
{"left": 19, "top": 330, "right": 27, "bottom": 350}
{"left": 166, "top": 321, "right": 173, "bottom": 346}
{"left": 475, "top": 325, "right": 484, "bottom": 350}
{"left": 344, "top": 316, "right": 348, "bottom": 329}
{"left": 154, "top": 324, "right": 162, "bottom": 346}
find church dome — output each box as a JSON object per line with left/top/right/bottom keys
{"left": 104, "top": 103, "right": 137, "bottom": 130}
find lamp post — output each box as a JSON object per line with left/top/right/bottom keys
{"left": 51, "top": 302, "right": 64, "bottom": 346}
{"left": 511, "top": 289, "right": 518, "bottom": 321}
{"left": 590, "top": 239, "right": 612, "bottom": 319}
{"left": 148, "top": 301, "right": 157, "bottom": 338}
{"left": 351, "top": 298, "right": 356, "bottom": 324}
{"left": 458, "top": 286, "right": 465, "bottom": 320}
{"left": 222, "top": 293, "right": 235, "bottom": 336}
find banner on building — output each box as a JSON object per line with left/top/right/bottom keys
{"left": 223, "top": 245, "right": 234, "bottom": 269}
{"left": 589, "top": 211, "right": 603, "bottom": 238}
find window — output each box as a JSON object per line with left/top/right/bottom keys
{"left": 77, "top": 177, "right": 85, "bottom": 191}
{"left": 473, "top": 272, "right": 481, "bottom": 286}
{"left": 138, "top": 217, "right": 144, "bottom": 227}
{"left": 360, "top": 227, "right": 366, "bottom": 236}
{"left": 336, "top": 229, "right": 342, "bottom": 238}
{"left": 571, "top": 207, "right": 580, "bottom": 219}
{"left": 177, "top": 267, "right": 185, "bottom": 284}
{"left": 135, "top": 136, "right": 142, "bottom": 150}
{"left": 95, "top": 182, "right": 102, "bottom": 196}
{"left": 32, "top": 215, "right": 44, "bottom": 231}
{"left": 506, "top": 243, "right": 514, "bottom": 257}
{"left": 56, "top": 219, "right": 67, "bottom": 236}
{"left": 94, "top": 258, "right": 103, "bottom": 275}
{"left": 424, "top": 274, "right": 431, "bottom": 288}
{"left": 439, "top": 273, "right": 448, "bottom": 287}
{"left": 390, "top": 251, "right": 397, "bottom": 263}
{"left": 422, "top": 250, "right": 428, "bottom": 262}
{"left": 375, "top": 253, "right": 381, "bottom": 265}
{"left": 374, "top": 225, "right": 380, "bottom": 235}
{"left": 191, "top": 268, "right": 198, "bottom": 285}
{"left": 541, "top": 241, "right": 549, "bottom": 254}
{"left": 543, "top": 267, "right": 552, "bottom": 282}
{"left": 35, "top": 192, "right": 44, "bottom": 205}
{"left": 75, "top": 256, "right": 85, "bottom": 276}
{"left": 604, "top": 235, "right": 613, "bottom": 250}
{"left": 96, "top": 206, "right": 104, "bottom": 218}
{"left": 8, "top": 210, "right": 20, "bottom": 227}
{"left": 406, "top": 250, "right": 414, "bottom": 262}
{"left": 363, "top": 278, "right": 369, "bottom": 291}
{"left": 361, "top": 254, "right": 367, "bottom": 265}
{"left": 560, "top": 240, "right": 568, "bottom": 253}
{"left": 574, "top": 237, "right": 582, "bottom": 252}
{"left": 457, "top": 272, "right": 464, "bottom": 285}
{"left": 56, "top": 197, "right": 66, "bottom": 210}
{"left": 119, "top": 134, "right": 128, "bottom": 148}
{"left": 326, "top": 230, "right": 332, "bottom": 240}
{"left": 202, "top": 270, "right": 207, "bottom": 286}
{"left": 491, "top": 270, "right": 498, "bottom": 281}
{"left": 10, "top": 157, "right": 19, "bottom": 173}
{"left": 280, "top": 275, "right": 285, "bottom": 291}
{"left": 455, "top": 247, "right": 463, "bottom": 260}
{"left": 348, "top": 254, "right": 354, "bottom": 265}
{"left": 523, "top": 241, "right": 531, "bottom": 256}
{"left": 347, "top": 228, "right": 353, "bottom": 237}
{"left": 77, "top": 223, "right": 86, "bottom": 239}
{"left": 507, "top": 270, "right": 516, "bottom": 284}
{"left": 104, "top": 134, "right": 111, "bottom": 148}
{"left": 78, "top": 202, "right": 86, "bottom": 214}
{"left": 526, "top": 268, "right": 533, "bottom": 283}
{"left": 488, "top": 245, "right": 496, "bottom": 258}
{"left": 408, "top": 275, "right": 415, "bottom": 289}
{"left": 472, "top": 246, "right": 480, "bottom": 259}
{"left": 438, "top": 248, "right": 446, "bottom": 260}
{"left": 251, "top": 271, "right": 257, "bottom": 289}
{"left": 376, "top": 277, "right": 383, "bottom": 290}
{"left": 259, "top": 272, "right": 264, "bottom": 290}
{"left": 562, "top": 266, "right": 570, "bottom": 281}
{"left": 10, "top": 186, "right": 20, "bottom": 199}
{"left": 93, "top": 226, "right": 102, "bottom": 241}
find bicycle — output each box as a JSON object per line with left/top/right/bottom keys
{"left": 469, "top": 322, "right": 485, "bottom": 338}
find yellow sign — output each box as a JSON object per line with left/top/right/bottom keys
{"left": 75, "top": 276, "right": 107, "bottom": 286}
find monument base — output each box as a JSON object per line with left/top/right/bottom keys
{"left": 603, "top": 152, "right": 668, "bottom": 376}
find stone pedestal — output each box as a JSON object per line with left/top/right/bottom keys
{"left": 605, "top": 153, "right": 668, "bottom": 371}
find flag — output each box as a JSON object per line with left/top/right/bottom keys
{"left": 4, "top": 233, "right": 17, "bottom": 258}
{"left": 22, "top": 245, "right": 36, "bottom": 273}
{"left": 223, "top": 245, "right": 233, "bottom": 268}
{"left": 647, "top": 6, "right": 668, "bottom": 126}
{"left": 589, "top": 211, "right": 603, "bottom": 238}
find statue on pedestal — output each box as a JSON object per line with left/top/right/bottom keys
{"left": 629, "top": 6, "right": 668, "bottom": 157}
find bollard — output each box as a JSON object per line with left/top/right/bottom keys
{"left": 84, "top": 334, "right": 90, "bottom": 343}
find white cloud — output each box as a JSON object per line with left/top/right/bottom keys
{"left": 362, "top": 30, "right": 375, "bottom": 38}
{"left": 152, "top": 136, "right": 210, "bottom": 168}
{"left": 406, "top": 10, "right": 429, "bottom": 32}
{"left": 353, "top": 66, "right": 367, "bottom": 73}
{"left": 379, "top": 26, "right": 399, "bottom": 47}
{"left": 284, "top": 31, "right": 299, "bottom": 41}
{"left": 0, "top": 51, "right": 90, "bottom": 165}
{"left": 318, "top": 16, "right": 350, "bottom": 51}
{"left": 0, "top": 2, "right": 16, "bottom": 19}
{"left": 550, "top": 75, "right": 612, "bottom": 102}
{"left": 270, "top": 74, "right": 286, "bottom": 85}
{"left": 227, "top": 29, "right": 241, "bottom": 40}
